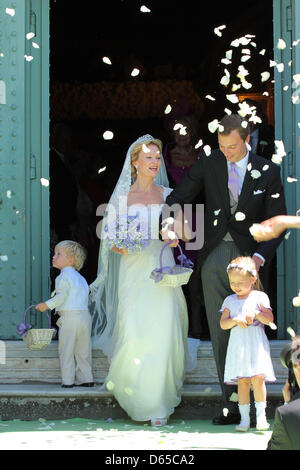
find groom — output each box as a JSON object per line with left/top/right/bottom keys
{"left": 163, "top": 114, "right": 287, "bottom": 424}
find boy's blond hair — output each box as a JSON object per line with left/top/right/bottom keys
{"left": 56, "top": 240, "right": 87, "bottom": 271}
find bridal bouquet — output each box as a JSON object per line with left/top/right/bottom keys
{"left": 104, "top": 213, "right": 151, "bottom": 253}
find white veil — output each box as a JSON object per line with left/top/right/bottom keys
{"left": 89, "top": 135, "right": 169, "bottom": 357}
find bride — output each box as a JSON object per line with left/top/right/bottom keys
{"left": 89, "top": 135, "right": 189, "bottom": 426}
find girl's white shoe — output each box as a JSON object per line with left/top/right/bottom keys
{"left": 151, "top": 418, "right": 167, "bottom": 427}
{"left": 235, "top": 422, "right": 250, "bottom": 432}
{"left": 256, "top": 419, "right": 270, "bottom": 431}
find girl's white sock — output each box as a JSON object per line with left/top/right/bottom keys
{"left": 255, "top": 401, "right": 266, "bottom": 420}
{"left": 238, "top": 403, "right": 250, "bottom": 426}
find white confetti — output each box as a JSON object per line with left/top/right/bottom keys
{"left": 224, "top": 108, "right": 232, "bottom": 115}
{"left": 203, "top": 145, "right": 211, "bottom": 156}
{"left": 214, "top": 209, "right": 221, "bottom": 216}
{"left": 214, "top": 25, "right": 226, "bottom": 37}
{"left": 226, "top": 50, "right": 233, "bottom": 60}
{"left": 287, "top": 326, "right": 296, "bottom": 337}
{"left": 276, "top": 63, "right": 285, "bottom": 73}
{"left": 194, "top": 139, "right": 203, "bottom": 149}
{"left": 98, "top": 166, "right": 106, "bottom": 174}
{"left": 287, "top": 176, "right": 298, "bottom": 183}
{"left": 32, "top": 42, "right": 40, "bottom": 49}
{"left": 231, "top": 39, "right": 240, "bottom": 47}
{"left": 131, "top": 68, "right": 140, "bottom": 77}
{"left": 259, "top": 49, "right": 266, "bottom": 56}
{"left": 213, "top": 219, "right": 218, "bottom": 226}
{"left": 26, "top": 32, "right": 35, "bottom": 40}
{"left": 5, "top": 8, "right": 15, "bottom": 16}
{"left": 292, "top": 39, "right": 300, "bottom": 46}
{"left": 277, "top": 38, "right": 287, "bottom": 50}
{"left": 226, "top": 94, "right": 239, "bottom": 104}
{"left": 103, "top": 130, "right": 114, "bottom": 140}
{"left": 208, "top": 119, "right": 220, "bottom": 133}
{"left": 261, "top": 71, "right": 270, "bottom": 83}
{"left": 222, "top": 408, "right": 229, "bottom": 417}
{"left": 241, "top": 55, "right": 251, "bottom": 63}
{"left": 0, "top": 255, "right": 8, "bottom": 262}
{"left": 272, "top": 155, "right": 283, "bottom": 165}
{"left": 269, "top": 322, "right": 277, "bottom": 330}
{"left": 6, "top": 190, "right": 12, "bottom": 199}
{"left": 205, "top": 95, "right": 215, "bottom": 101}
{"left": 140, "top": 5, "right": 151, "bottom": 13}
{"left": 271, "top": 193, "right": 280, "bottom": 198}
{"left": 164, "top": 104, "right": 172, "bottom": 114}
{"left": 40, "top": 178, "right": 49, "bottom": 187}
{"left": 285, "top": 231, "right": 291, "bottom": 240}
{"left": 102, "top": 56, "right": 112, "bottom": 65}
{"left": 292, "top": 296, "right": 300, "bottom": 307}
{"left": 235, "top": 212, "right": 246, "bottom": 221}
{"left": 24, "top": 55, "right": 34, "bottom": 62}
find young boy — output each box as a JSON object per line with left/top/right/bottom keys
{"left": 36, "top": 240, "right": 94, "bottom": 388}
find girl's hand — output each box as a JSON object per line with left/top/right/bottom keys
{"left": 234, "top": 316, "right": 248, "bottom": 329}
{"left": 35, "top": 302, "right": 49, "bottom": 312}
{"left": 245, "top": 315, "right": 254, "bottom": 325}
{"left": 112, "top": 246, "right": 129, "bottom": 256}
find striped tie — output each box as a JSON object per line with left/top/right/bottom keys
{"left": 228, "top": 162, "right": 239, "bottom": 202}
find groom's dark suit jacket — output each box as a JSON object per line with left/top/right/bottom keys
{"left": 165, "top": 149, "right": 286, "bottom": 266}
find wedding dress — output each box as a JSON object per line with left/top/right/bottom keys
{"left": 89, "top": 135, "right": 188, "bottom": 422}
{"left": 105, "top": 189, "right": 188, "bottom": 421}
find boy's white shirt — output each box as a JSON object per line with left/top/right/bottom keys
{"left": 45, "top": 266, "right": 89, "bottom": 312}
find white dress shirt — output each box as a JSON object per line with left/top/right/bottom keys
{"left": 45, "top": 266, "right": 89, "bottom": 312}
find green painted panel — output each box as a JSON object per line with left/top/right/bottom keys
{"left": 273, "top": 0, "right": 300, "bottom": 336}
{"left": 0, "top": 0, "right": 49, "bottom": 338}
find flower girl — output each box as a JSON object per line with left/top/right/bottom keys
{"left": 220, "top": 256, "right": 276, "bottom": 432}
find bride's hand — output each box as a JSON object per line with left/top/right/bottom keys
{"left": 112, "top": 246, "right": 129, "bottom": 256}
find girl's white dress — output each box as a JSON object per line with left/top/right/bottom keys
{"left": 220, "top": 290, "right": 276, "bottom": 384}
{"left": 105, "top": 187, "right": 188, "bottom": 421}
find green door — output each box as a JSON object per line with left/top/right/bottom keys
{"left": 273, "top": 0, "right": 300, "bottom": 337}
{"left": 0, "top": 0, "right": 49, "bottom": 338}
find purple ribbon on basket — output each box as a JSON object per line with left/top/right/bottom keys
{"left": 150, "top": 241, "right": 194, "bottom": 283}
{"left": 16, "top": 305, "right": 56, "bottom": 338}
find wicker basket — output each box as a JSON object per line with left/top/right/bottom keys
{"left": 150, "top": 241, "right": 194, "bottom": 287}
{"left": 17, "top": 305, "right": 56, "bottom": 350}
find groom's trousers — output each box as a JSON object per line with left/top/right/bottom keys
{"left": 201, "top": 240, "right": 241, "bottom": 412}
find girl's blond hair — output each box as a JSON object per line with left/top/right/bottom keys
{"left": 227, "top": 256, "right": 261, "bottom": 290}
{"left": 130, "top": 138, "right": 162, "bottom": 180}
{"left": 56, "top": 240, "right": 87, "bottom": 271}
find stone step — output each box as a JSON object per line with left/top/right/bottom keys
{"left": 0, "top": 340, "right": 289, "bottom": 385}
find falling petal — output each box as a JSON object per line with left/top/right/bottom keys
{"left": 142, "top": 143, "right": 151, "bottom": 153}
{"left": 287, "top": 176, "right": 298, "bottom": 183}
{"left": 276, "top": 63, "right": 285, "bottom": 73}
{"left": 208, "top": 119, "right": 220, "bottom": 133}
{"left": 272, "top": 155, "right": 283, "bottom": 165}
{"left": 223, "top": 408, "right": 229, "bottom": 417}
{"left": 259, "top": 49, "right": 266, "bottom": 55}
{"left": 285, "top": 232, "right": 291, "bottom": 240}
{"left": 102, "top": 56, "right": 112, "bottom": 65}
{"left": 247, "top": 163, "right": 252, "bottom": 171}
{"left": 251, "top": 169, "right": 261, "bottom": 179}
{"left": 293, "top": 39, "right": 300, "bottom": 46}
{"left": 293, "top": 74, "right": 300, "bottom": 85}
{"left": 179, "top": 126, "right": 187, "bottom": 135}
{"left": 221, "top": 58, "right": 232, "bottom": 65}
{"left": 241, "top": 55, "right": 251, "bottom": 63}
{"left": 262, "top": 164, "right": 269, "bottom": 171}
{"left": 224, "top": 108, "right": 232, "bottom": 115}
{"left": 32, "top": 42, "right": 40, "bottom": 49}
{"left": 26, "top": 32, "right": 35, "bottom": 40}
{"left": 241, "top": 121, "right": 248, "bottom": 128}
{"left": 194, "top": 139, "right": 203, "bottom": 149}
{"left": 205, "top": 94, "right": 215, "bottom": 101}
{"left": 103, "top": 130, "right": 114, "bottom": 140}
{"left": 214, "top": 25, "right": 226, "bottom": 37}
{"left": 5, "top": 8, "right": 15, "bottom": 16}
{"left": 131, "top": 68, "right": 140, "bottom": 77}
{"left": 261, "top": 71, "right": 270, "bottom": 83}
{"left": 164, "top": 104, "right": 172, "bottom": 114}
{"left": 40, "top": 178, "right": 49, "bottom": 187}
{"left": 226, "top": 50, "right": 233, "bottom": 60}
{"left": 98, "top": 166, "right": 106, "bottom": 174}
{"left": 213, "top": 219, "right": 218, "bottom": 226}
{"left": 173, "top": 123, "right": 182, "bottom": 131}
{"left": 24, "top": 55, "right": 34, "bottom": 62}
{"left": 203, "top": 145, "right": 211, "bottom": 156}
{"left": 226, "top": 94, "right": 239, "bottom": 104}
{"left": 214, "top": 209, "right": 221, "bottom": 216}
{"left": 277, "top": 38, "right": 287, "bottom": 50}
{"left": 283, "top": 85, "right": 289, "bottom": 91}
{"left": 106, "top": 381, "right": 114, "bottom": 390}
{"left": 0, "top": 255, "right": 8, "bottom": 262}
{"left": 269, "top": 322, "right": 277, "bottom": 330}
{"left": 231, "top": 39, "right": 240, "bottom": 47}
{"left": 287, "top": 326, "right": 296, "bottom": 337}
{"left": 140, "top": 5, "right": 151, "bottom": 13}
{"left": 242, "top": 81, "right": 252, "bottom": 89}
{"left": 271, "top": 193, "right": 280, "bottom": 198}
{"left": 235, "top": 212, "right": 246, "bottom": 221}
{"left": 6, "top": 190, "right": 12, "bottom": 199}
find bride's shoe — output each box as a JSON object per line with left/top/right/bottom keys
{"left": 151, "top": 418, "right": 167, "bottom": 427}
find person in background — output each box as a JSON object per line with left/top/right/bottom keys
{"left": 163, "top": 115, "right": 208, "bottom": 370}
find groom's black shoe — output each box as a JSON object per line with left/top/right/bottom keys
{"left": 212, "top": 411, "right": 240, "bottom": 425}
